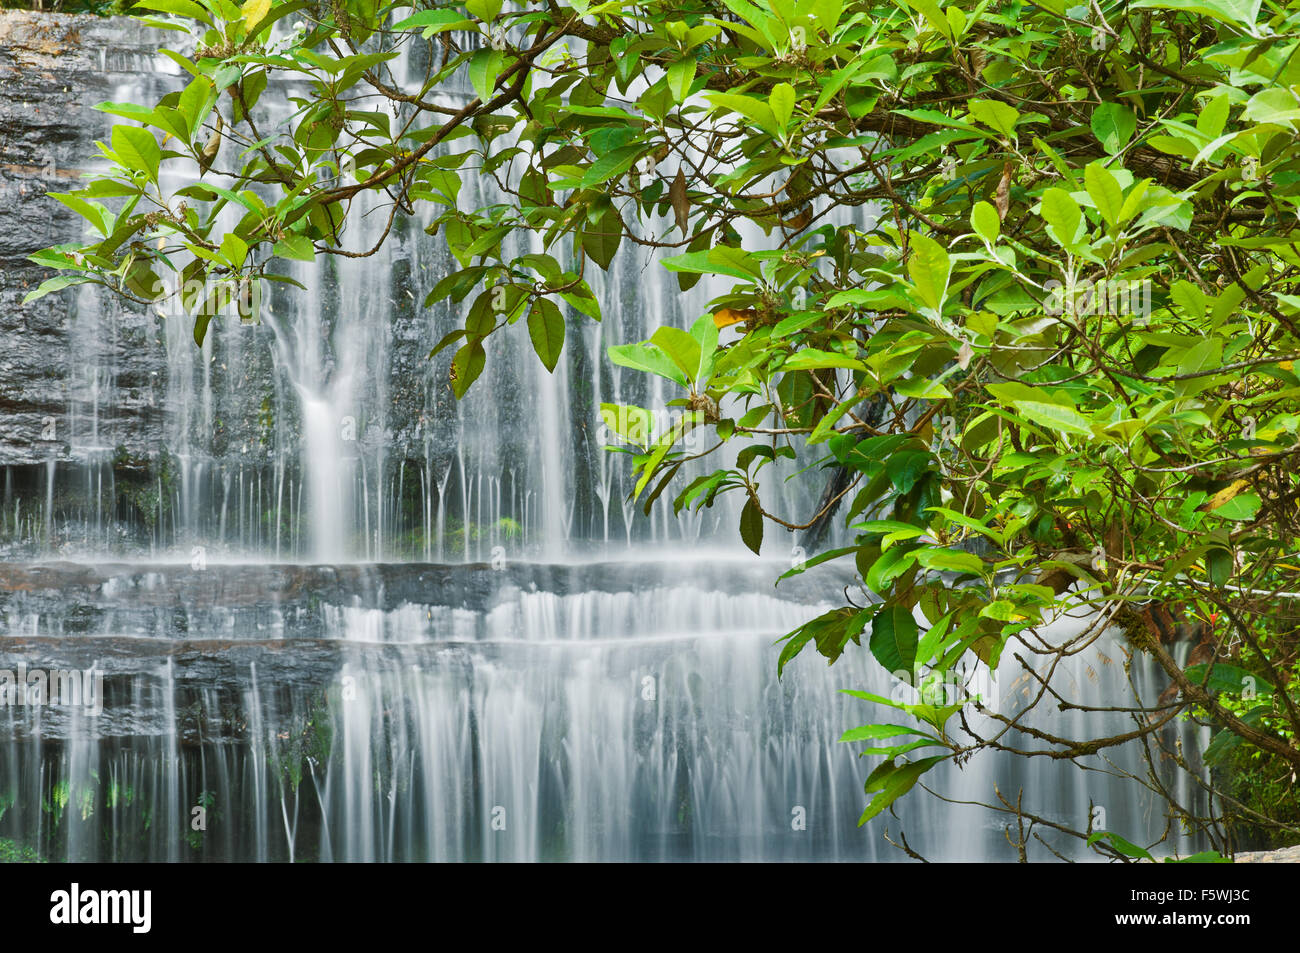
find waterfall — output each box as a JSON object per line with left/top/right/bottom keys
{"left": 0, "top": 12, "right": 1208, "bottom": 862}
{"left": 299, "top": 397, "right": 349, "bottom": 561}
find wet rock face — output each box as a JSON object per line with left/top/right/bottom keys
{"left": 0, "top": 556, "right": 852, "bottom": 746}
{"left": 0, "top": 11, "right": 167, "bottom": 467}
{"left": 0, "top": 557, "right": 850, "bottom": 637}
{"left": 0, "top": 12, "right": 456, "bottom": 555}
{"left": 1236, "top": 844, "right": 1300, "bottom": 862}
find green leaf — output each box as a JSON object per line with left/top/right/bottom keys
{"left": 193, "top": 311, "right": 213, "bottom": 348}
{"left": 740, "top": 497, "right": 763, "bottom": 554}
{"left": 902, "top": 0, "right": 952, "bottom": 39}
{"left": 430, "top": 329, "right": 466, "bottom": 358}
{"left": 1206, "top": 547, "right": 1234, "bottom": 587}
{"left": 1167, "top": 851, "right": 1232, "bottom": 864}
{"left": 48, "top": 194, "right": 112, "bottom": 236}
{"left": 1010, "top": 400, "right": 1092, "bottom": 436}
{"left": 907, "top": 234, "right": 951, "bottom": 318}
{"left": 273, "top": 235, "right": 316, "bottom": 261}
{"left": 527, "top": 298, "right": 565, "bottom": 372}
{"left": 21, "top": 274, "right": 92, "bottom": 305}
{"left": 393, "top": 9, "right": 475, "bottom": 33}
{"left": 600, "top": 402, "right": 654, "bottom": 449}
{"left": 466, "top": 0, "right": 503, "bottom": 19}
{"left": 663, "top": 246, "right": 762, "bottom": 281}
{"left": 1175, "top": 337, "right": 1223, "bottom": 381}
{"left": 581, "top": 204, "right": 623, "bottom": 270}
{"left": 650, "top": 326, "right": 702, "bottom": 384}
{"left": 704, "top": 92, "right": 779, "bottom": 137}
{"left": 895, "top": 376, "right": 952, "bottom": 400}
{"left": 468, "top": 48, "right": 504, "bottom": 104}
{"left": 968, "top": 99, "right": 1020, "bottom": 138}
{"left": 1129, "top": 0, "right": 1261, "bottom": 31}
{"left": 1090, "top": 103, "right": 1137, "bottom": 155}
{"left": 853, "top": 519, "right": 928, "bottom": 540}
{"left": 1203, "top": 706, "right": 1270, "bottom": 764}
{"left": 133, "top": 0, "right": 212, "bottom": 23}
{"left": 1184, "top": 663, "right": 1272, "bottom": 696}
{"left": 777, "top": 607, "right": 866, "bottom": 674}
{"left": 608, "top": 342, "right": 689, "bottom": 388}
{"left": 124, "top": 261, "right": 163, "bottom": 300}
{"left": 979, "top": 599, "right": 1021, "bottom": 622}
{"left": 1084, "top": 163, "right": 1124, "bottom": 227}
{"left": 915, "top": 612, "right": 957, "bottom": 667}
{"left": 220, "top": 232, "right": 248, "bottom": 268}
{"left": 1242, "top": 86, "right": 1300, "bottom": 126}
{"left": 111, "top": 125, "right": 161, "bottom": 183}
{"left": 689, "top": 312, "right": 719, "bottom": 383}
{"left": 782, "top": 349, "right": 867, "bottom": 371}
{"left": 451, "top": 340, "right": 487, "bottom": 398}
{"left": 858, "top": 756, "right": 945, "bottom": 825}
{"left": 839, "top": 724, "right": 932, "bottom": 743}
{"left": 1086, "top": 831, "right": 1155, "bottom": 860}
{"left": 667, "top": 55, "right": 696, "bottom": 103}
{"left": 885, "top": 450, "right": 930, "bottom": 494}
{"left": 769, "top": 82, "right": 795, "bottom": 132}
{"left": 971, "top": 201, "right": 1000, "bottom": 244}
{"left": 580, "top": 145, "right": 645, "bottom": 188}
{"left": 177, "top": 75, "right": 215, "bottom": 140}
{"left": 870, "top": 605, "right": 919, "bottom": 675}
{"left": 914, "top": 548, "right": 985, "bottom": 575}
{"left": 633, "top": 418, "right": 691, "bottom": 500}
{"left": 1040, "top": 188, "right": 1083, "bottom": 248}
{"left": 850, "top": 739, "right": 947, "bottom": 759}
{"left": 1210, "top": 491, "right": 1261, "bottom": 522}
{"left": 1197, "top": 91, "right": 1231, "bottom": 140}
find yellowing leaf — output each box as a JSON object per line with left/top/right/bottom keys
{"left": 1200, "top": 479, "right": 1251, "bottom": 513}
{"left": 241, "top": 0, "right": 271, "bottom": 27}
{"left": 713, "top": 307, "right": 755, "bottom": 328}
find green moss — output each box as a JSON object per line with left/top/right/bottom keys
{"left": 1217, "top": 746, "right": 1300, "bottom": 851}
{"left": 258, "top": 396, "right": 274, "bottom": 447}
{"left": 445, "top": 516, "right": 523, "bottom": 554}
{"left": 267, "top": 689, "right": 335, "bottom": 792}
{"left": 0, "top": 838, "right": 44, "bottom": 863}
{"left": 116, "top": 450, "right": 172, "bottom": 532}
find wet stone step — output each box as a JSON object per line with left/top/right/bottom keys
{"left": 0, "top": 558, "right": 849, "bottom": 642}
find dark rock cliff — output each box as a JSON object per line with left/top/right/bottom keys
{"left": 0, "top": 10, "right": 168, "bottom": 468}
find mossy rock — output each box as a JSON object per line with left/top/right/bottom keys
{"left": 1217, "top": 747, "right": 1300, "bottom": 851}
{"left": 0, "top": 838, "right": 44, "bottom": 863}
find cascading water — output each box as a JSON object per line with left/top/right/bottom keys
{"left": 0, "top": 12, "right": 1209, "bottom": 862}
